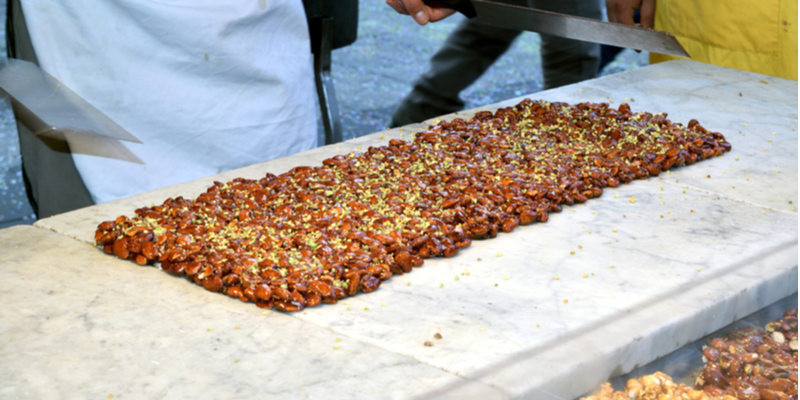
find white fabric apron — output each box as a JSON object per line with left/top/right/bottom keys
{"left": 21, "top": 0, "right": 316, "bottom": 204}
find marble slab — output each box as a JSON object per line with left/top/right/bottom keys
{"left": 289, "top": 181, "right": 798, "bottom": 398}
{"left": 14, "top": 60, "right": 800, "bottom": 398}
{"left": 0, "top": 226, "right": 505, "bottom": 400}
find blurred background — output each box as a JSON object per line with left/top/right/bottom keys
{"left": 0, "top": 1, "right": 646, "bottom": 229}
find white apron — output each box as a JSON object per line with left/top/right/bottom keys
{"left": 20, "top": 0, "right": 316, "bottom": 204}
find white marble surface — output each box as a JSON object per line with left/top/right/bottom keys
{"left": 9, "top": 61, "right": 799, "bottom": 398}
{"left": 0, "top": 226, "right": 505, "bottom": 400}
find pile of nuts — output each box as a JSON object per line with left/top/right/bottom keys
{"left": 696, "top": 309, "right": 798, "bottom": 398}
{"left": 583, "top": 309, "right": 797, "bottom": 400}
{"left": 95, "top": 99, "right": 731, "bottom": 312}
{"left": 582, "top": 372, "right": 736, "bottom": 400}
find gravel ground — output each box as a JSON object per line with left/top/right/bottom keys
{"left": 0, "top": 0, "right": 36, "bottom": 229}
{"left": 0, "top": 2, "right": 646, "bottom": 229}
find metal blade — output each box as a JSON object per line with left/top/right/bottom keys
{"left": 0, "top": 59, "right": 142, "bottom": 143}
{"left": 471, "top": 0, "right": 690, "bottom": 58}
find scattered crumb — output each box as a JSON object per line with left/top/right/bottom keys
{"left": 496, "top": 252, "right": 503, "bottom": 257}
{"left": 235, "top": 325, "right": 240, "bottom": 329}
{"left": 582, "top": 273, "right": 588, "bottom": 278}
{"left": 563, "top": 299, "right": 569, "bottom": 304}
{"left": 333, "top": 345, "right": 339, "bottom": 350}
{"left": 570, "top": 250, "right": 576, "bottom": 255}
{"left": 434, "top": 332, "right": 443, "bottom": 340}
{"left": 424, "top": 341, "right": 433, "bottom": 347}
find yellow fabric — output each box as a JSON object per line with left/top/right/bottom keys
{"left": 651, "top": 0, "right": 798, "bottom": 80}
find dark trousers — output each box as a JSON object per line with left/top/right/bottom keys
{"left": 7, "top": 0, "right": 94, "bottom": 218}
{"left": 391, "top": 0, "right": 602, "bottom": 126}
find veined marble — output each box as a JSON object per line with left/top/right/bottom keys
{"left": 6, "top": 61, "right": 798, "bottom": 398}
{"left": 0, "top": 226, "right": 505, "bottom": 400}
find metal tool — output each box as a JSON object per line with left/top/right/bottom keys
{"left": 0, "top": 59, "right": 141, "bottom": 143}
{"left": 0, "top": 59, "right": 144, "bottom": 163}
{"left": 427, "top": 0, "right": 690, "bottom": 58}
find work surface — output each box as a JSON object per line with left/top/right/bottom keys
{"left": 4, "top": 61, "right": 798, "bottom": 399}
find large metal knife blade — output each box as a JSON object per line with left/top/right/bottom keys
{"left": 0, "top": 59, "right": 145, "bottom": 164}
{"left": 429, "top": 0, "right": 690, "bottom": 58}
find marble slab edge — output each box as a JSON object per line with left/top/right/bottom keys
{"left": 442, "top": 240, "right": 798, "bottom": 399}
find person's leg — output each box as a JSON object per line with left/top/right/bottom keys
{"left": 7, "top": 0, "right": 94, "bottom": 218}
{"left": 390, "top": 18, "right": 522, "bottom": 127}
{"left": 532, "top": 0, "right": 602, "bottom": 89}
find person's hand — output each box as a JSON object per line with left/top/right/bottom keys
{"left": 385, "top": 0, "right": 457, "bottom": 25}
{"left": 606, "top": 0, "right": 655, "bottom": 29}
